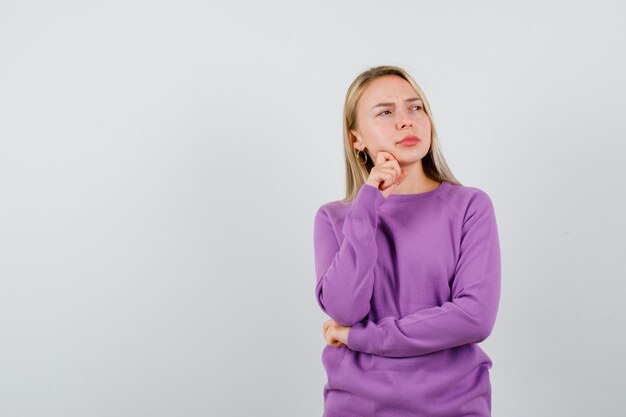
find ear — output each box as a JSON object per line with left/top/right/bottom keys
{"left": 350, "top": 129, "right": 363, "bottom": 150}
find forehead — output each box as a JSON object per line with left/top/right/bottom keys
{"left": 360, "top": 75, "right": 418, "bottom": 103}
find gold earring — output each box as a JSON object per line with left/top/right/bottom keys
{"left": 356, "top": 149, "right": 368, "bottom": 165}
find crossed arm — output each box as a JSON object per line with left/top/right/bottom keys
{"left": 315, "top": 187, "right": 501, "bottom": 358}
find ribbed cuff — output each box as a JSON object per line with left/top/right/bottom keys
{"left": 345, "top": 183, "right": 385, "bottom": 227}
{"left": 346, "top": 319, "right": 384, "bottom": 355}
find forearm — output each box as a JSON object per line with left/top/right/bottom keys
{"left": 314, "top": 184, "right": 385, "bottom": 326}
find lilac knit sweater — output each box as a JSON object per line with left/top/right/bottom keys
{"left": 313, "top": 180, "right": 501, "bottom": 417}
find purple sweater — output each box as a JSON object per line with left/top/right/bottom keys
{"left": 313, "top": 180, "right": 501, "bottom": 417}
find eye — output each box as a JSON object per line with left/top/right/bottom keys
{"left": 412, "top": 105, "right": 422, "bottom": 111}
{"left": 377, "top": 110, "right": 391, "bottom": 116}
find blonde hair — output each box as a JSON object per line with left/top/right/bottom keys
{"left": 341, "top": 65, "right": 462, "bottom": 202}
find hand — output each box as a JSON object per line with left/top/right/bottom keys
{"left": 365, "top": 151, "right": 408, "bottom": 198}
{"left": 322, "top": 318, "right": 350, "bottom": 347}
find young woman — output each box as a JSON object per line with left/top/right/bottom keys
{"left": 313, "top": 65, "right": 501, "bottom": 417}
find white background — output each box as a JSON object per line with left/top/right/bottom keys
{"left": 1, "top": 1, "right": 625, "bottom": 416}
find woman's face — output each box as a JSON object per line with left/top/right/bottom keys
{"left": 350, "top": 75, "right": 432, "bottom": 165}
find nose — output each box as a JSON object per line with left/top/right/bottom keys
{"left": 396, "top": 108, "right": 414, "bottom": 129}
{"left": 397, "top": 119, "right": 413, "bottom": 129}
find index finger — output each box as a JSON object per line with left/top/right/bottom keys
{"left": 375, "top": 151, "right": 397, "bottom": 166}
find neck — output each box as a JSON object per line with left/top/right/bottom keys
{"left": 391, "top": 160, "right": 440, "bottom": 194}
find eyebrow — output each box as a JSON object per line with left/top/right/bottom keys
{"left": 371, "top": 97, "right": 422, "bottom": 110}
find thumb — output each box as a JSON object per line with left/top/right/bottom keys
{"left": 375, "top": 152, "right": 387, "bottom": 166}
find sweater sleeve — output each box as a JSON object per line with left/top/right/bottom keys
{"left": 346, "top": 190, "right": 501, "bottom": 357}
{"left": 313, "top": 184, "right": 386, "bottom": 326}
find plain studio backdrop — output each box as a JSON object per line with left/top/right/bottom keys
{"left": 1, "top": 1, "right": 625, "bottom": 416}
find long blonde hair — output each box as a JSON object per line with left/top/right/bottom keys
{"left": 342, "top": 65, "right": 461, "bottom": 203}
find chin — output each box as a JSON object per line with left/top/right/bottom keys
{"left": 396, "top": 156, "right": 424, "bottom": 166}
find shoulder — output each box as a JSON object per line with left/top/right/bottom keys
{"left": 314, "top": 198, "right": 350, "bottom": 228}
{"left": 438, "top": 181, "right": 496, "bottom": 223}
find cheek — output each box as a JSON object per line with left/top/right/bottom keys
{"left": 366, "top": 126, "right": 390, "bottom": 144}
{"left": 417, "top": 113, "right": 431, "bottom": 126}
{"left": 418, "top": 116, "right": 431, "bottom": 132}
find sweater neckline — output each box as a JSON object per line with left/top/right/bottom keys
{"left": 383, "top": 180, "right": 449, "bottom": 203}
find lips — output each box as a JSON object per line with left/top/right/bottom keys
{"left": 397, "top": 135, "right": 420, "bottom": 145}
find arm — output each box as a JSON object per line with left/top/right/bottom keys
{"left": 346, "top": 191, "right": 501, "bottom": 357}
{"left": 313, "top": 183, "right": 386, "bottom": 326}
